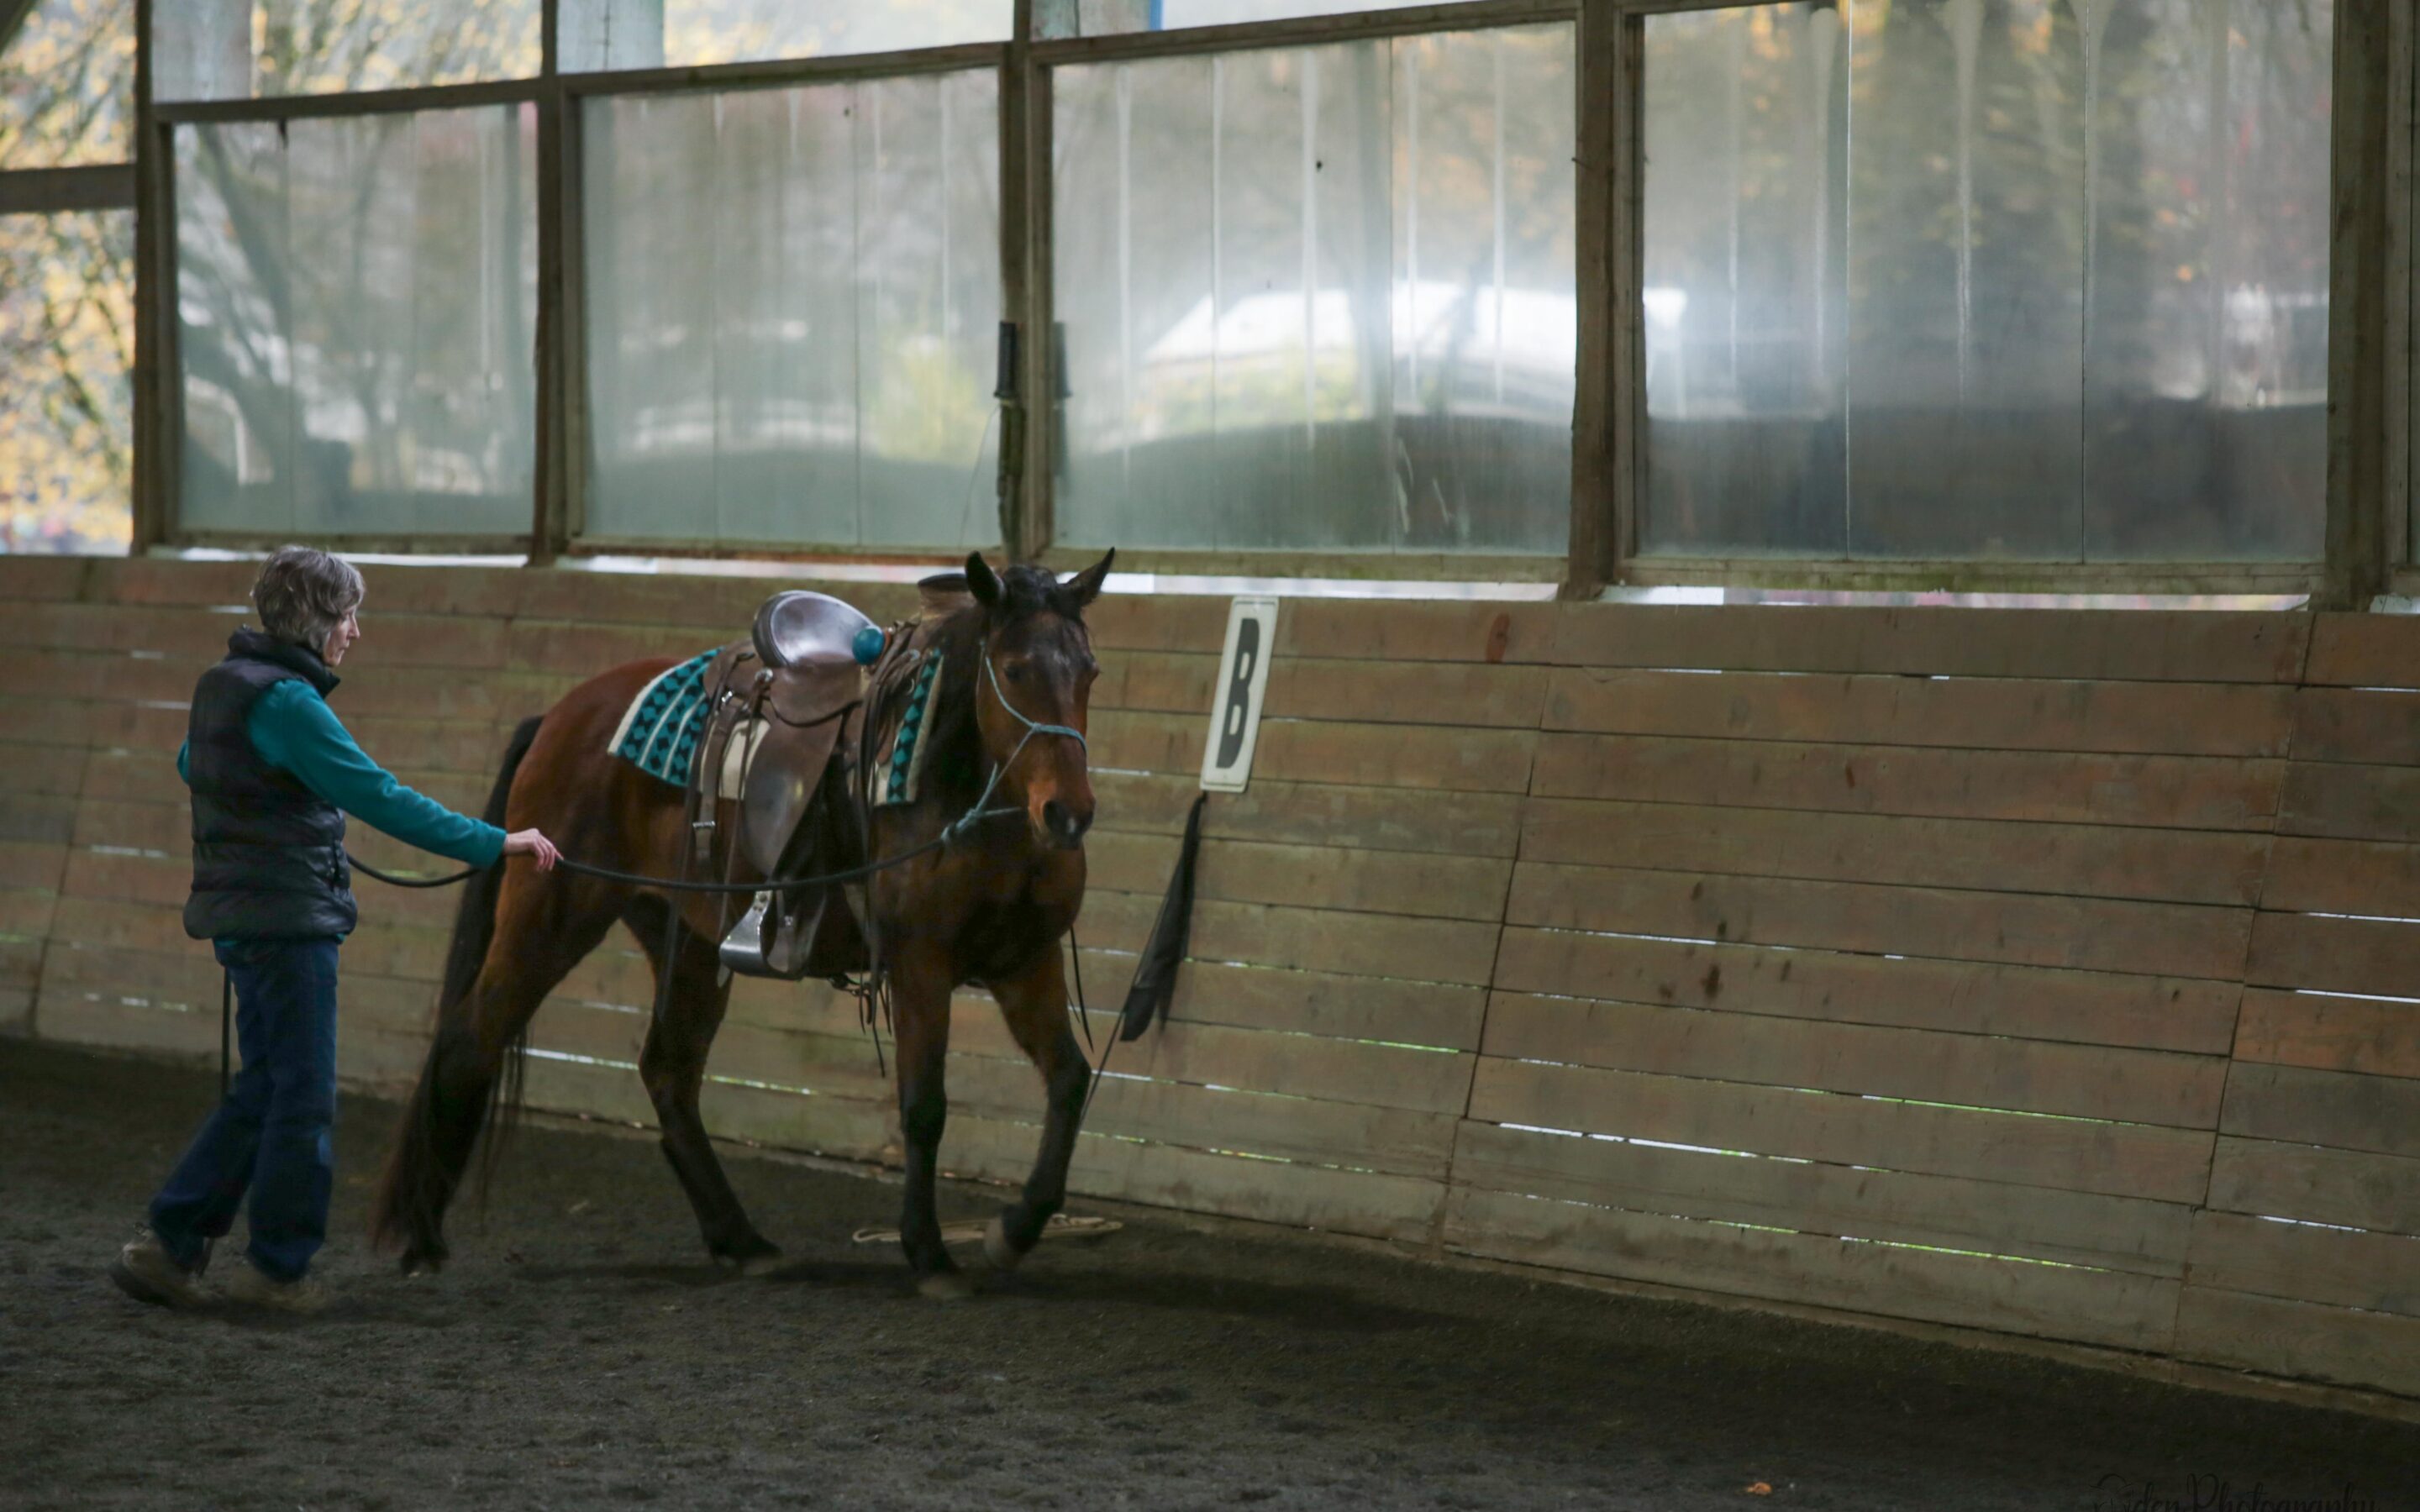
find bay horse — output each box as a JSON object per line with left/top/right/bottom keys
{"left": 371, "top": 550, "right": 1113, "bottom": 1299}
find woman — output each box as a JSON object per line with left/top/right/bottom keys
{"left": 109, "top": 547, "right": 559, "bottom": 1315}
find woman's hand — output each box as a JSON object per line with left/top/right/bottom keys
{"left": 503, "top": 828, "right": 560, "bottom": 872}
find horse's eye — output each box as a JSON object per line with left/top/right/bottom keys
{"left": 1004, "top": 662, "right": 1027, "bottom": 682}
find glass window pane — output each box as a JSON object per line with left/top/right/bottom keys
{"left": 2084, "top": 0, "right": 2331, "bottom": 561}
{"left": 152, "top": 0, "right": 540, "bottom": 100}
{"left": 1043, "top": 1, "right": 1492, "bottom": 38}
{"left": 173, "top": 107, "right": 539, "bottom": 537}
{"left": 1641, "top": 5, "right": 1847, "bottom": 556}
{"left": 560, "top": 1, "right": 1011, "bottom": 72}
{"left": 0, "top": 0, "right": 134, "bottom": 167}
{"left": 1053, "top": 24, "right": 1575, "bottom": 556}
{"left": 0, "top": 210, "right": 133, "bottom": 553}
{"left": 581, "top": 71, "right": 1003, "bottom": 549}
{"left": 1640, "top": 0, "right": 2331, "bottom": 564}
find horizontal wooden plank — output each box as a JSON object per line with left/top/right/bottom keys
{"left": 2288, "top": 687, "right": 2420, "bottom": 764}
{"left": 1082, "top": 890, "right": 1501, "bottom": 986}
{"left": 0, "top": 841, "right": 68, "bottom": 893}
{"left": 38, "top": 942, "right": 219, "bottom": 1006}
{"left": 1546, "top": 667, "right": 2294, "bottom": 757}
{"left": 1519, "top": 798, "right": 2265, "bottom": 906}
{"left": 1085, "top": 832, "right": 1510, "bottom": 922}
{"left": 1534, "top": 734, "right": 2281, "bottom": 831}
{"left": 1067, "top": 592, "right": 1232, "bottom": 655}
{"left": 0, "top": 697, "right": 112, "bottom": 748}
{"left": 1481, "top": 995, "right": 2224, "bottom": 1129}
{"left": 947, "top": 1058, "right": 1460, "bottom": 1180}
{"left": 1099, "top": 652, "right": 1549, "bottom": 729}
{"left": 2174, "top": 1286, "right": 2420, "bottom": 1397}
{"left": 1468, "top": 1058, "right": 2216, "bottom": 1203}
{"left": 2, "top": 794, "right": 80, "bottom": 847}
{"left": 1276, "top": 600, "right": 1557, "bottom": 665}
{"left": 1145, "top": 957, "right": 1486, "bottom": 1051}
{"left": 0, "top": 887, "right": 60, "bottom": 940}
{"left": 1094, "top": 710, "right": 1536, "bottom": 793}
{"left": 0, "top": 743, "right": 89, "bottom": 798}
{"left": 0, "top": 555, "right": 92, "bottom": 601}
{"left": 2232, "top": 989, "right": 2420, "bottom": 1080}
{"left": 1445, "top": 1186, "right": 2181, "bottom": 1352}
{"left": 1092, "top": 771, "right": 1523, "bottom": 858}
{"left": 1507, "top": 864, "right": 2251, "bottom": 980}
{"left": 2219, "top": 1063, "right": 2420, "bottom": 1160}
{"left": 2184, "top": 1210, "right": 2420, "bottom": 1318}
{"left": 945, "top": 1112, "right": 1444, "bottom": 1243}
{"left": 1492, "top": 929, "right": 2239, "bottom": 1053}
{"left": 2260, "top": 836, "right": 2420, "bottom": 916}
{"left": 2246, "top": 913, "right": 2420, "bottom": 998}
{"left": 2207, "top": 1137, "right": 2420, "bottom": 1236}
{"left": 954, "top": 1006, "right": 1475, "bottom": 1116}
{"left": 1549, "top": 606, "right": 2307, "bottom": 684}
{"left": 1449, "top": 1121, "right": 2192, "bottom": 1277}
{"left": 2304, "top": 612, "right": 2420, "bottom": 690}
{"left": 2279, "top": 762, "right": 2420, "bottom": 843}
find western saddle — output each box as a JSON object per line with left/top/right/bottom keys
{"left": 688, "top": 590, "right": 876, "bottom": 980}
{"left": 687, "top": 581, "right": 968, "bottom": 982}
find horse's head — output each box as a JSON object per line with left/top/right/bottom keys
{"left": 965, "top": 548, "right": 1113, "bottom": 850}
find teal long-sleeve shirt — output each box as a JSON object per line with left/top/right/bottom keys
{"left": 180, "top": 680, "right": 507, "bottom": 872}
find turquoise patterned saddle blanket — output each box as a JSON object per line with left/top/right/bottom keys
{"left": 606, "top": 649, "right": 721, "bottom": 788}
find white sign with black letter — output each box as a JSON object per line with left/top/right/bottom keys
{"left": 1199, "top": 596, "right": 1279, "bottom": 793}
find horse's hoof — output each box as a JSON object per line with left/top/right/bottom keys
{"left": 399, "top": 1251, "right": 445, "bottom": 1278}
{"left": 981, "top": 1215, "right": 1023, "bottom": 1273}
{"left": 713, "top": 1247, "right": 782, "bottom": 1278}
{"left": 917, "top": 1270, "right": 976, "bottom": 1303}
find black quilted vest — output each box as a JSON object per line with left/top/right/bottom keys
{"left": 182, "top": 628, "right": 357, "bottom": 942}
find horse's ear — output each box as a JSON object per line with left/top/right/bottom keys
{"left": 965, "top": 552, "right": 1002, "bottom": 607}
{"left": 1062, "top": 549, "right": 1115, "bottom": 608}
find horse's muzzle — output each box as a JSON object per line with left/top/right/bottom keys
{"left": 1039, "top": 799, "right": 1092, "bottom": 849}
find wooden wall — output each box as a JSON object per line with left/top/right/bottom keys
{"left": 5, "top": 556, "right": 2413, "bottom": 1406}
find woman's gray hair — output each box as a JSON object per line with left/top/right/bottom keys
{"left": 253, "top": 546, "right": 365, "bottom": 651}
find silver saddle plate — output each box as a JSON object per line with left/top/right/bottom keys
{"left": 754, "top": 589, "right": 876, "bottom": 670}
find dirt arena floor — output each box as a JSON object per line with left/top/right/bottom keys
{"left": 3, "top": 1037, "right": 2414, "bottom": 1511}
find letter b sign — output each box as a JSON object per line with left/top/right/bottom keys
{"left": 1200, "top": 597, "right": 1278, "bottom": 793}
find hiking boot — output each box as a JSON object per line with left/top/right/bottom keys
{"left": 223, "top": 1263, "right": 330, "bottom": 1315}
{"left": 109, "top": 1227, "right": 214, "bottom": 1310}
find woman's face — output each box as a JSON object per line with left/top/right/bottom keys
{"left": 322, "top": 607, "right": 360, "bottom": 666}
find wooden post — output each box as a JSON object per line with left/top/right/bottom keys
{"left": 532, "top": 0, "right": 566, "bottom": 565}
{"left": 2323, "top": 0, "right": 2396, "bottom": 610}
{"left": 1000, "top": 0, "right": 1055, "bottom": 563}
{"left": 1563, "top": 0, "right": 1622, "bottom": 599}
{"left": 129, "top": 0, "right": 168, "bottom": 554}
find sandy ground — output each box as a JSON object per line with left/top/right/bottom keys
{"left": 3, "top": 1037, "right": 2413, "bottom": 1511}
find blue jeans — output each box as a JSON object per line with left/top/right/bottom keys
{"left": 147, "top": 937, "right": 340, "bottom": 1282}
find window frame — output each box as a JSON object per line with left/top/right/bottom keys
{"left": 0, "top": 0, "right": 141, "bottom": 554}
{"left": 1590, "top": 0, "right": 2375, "bottom": 605}
{"left": 45, "top": 0, "right": 2409, "bottom": 601}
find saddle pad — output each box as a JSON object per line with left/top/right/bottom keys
{"left": 606, "top": 650, "right": 722, "bottom": 789}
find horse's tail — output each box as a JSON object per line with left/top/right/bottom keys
{"left": 370, "top": 714, "right": 544, "bottom": 1267}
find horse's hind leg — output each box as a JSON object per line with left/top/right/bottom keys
{"left": 381, "top": 869, "right": 625, "bottom": 1274}
{"left": 624, "top": 894, "right": 780, "bottom": 1273}
{"left": 979, "top": 947, "right": 1091, "bottom": 1273}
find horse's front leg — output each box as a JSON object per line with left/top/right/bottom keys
{"left": 889, "top": 943, "right": 968, "bottom": 1299}
{"left": 981, "top": 946, "right": 1091, "bottom": 1273}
